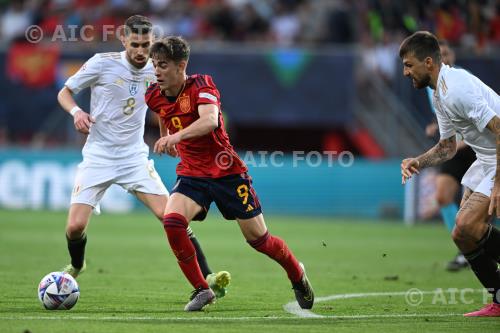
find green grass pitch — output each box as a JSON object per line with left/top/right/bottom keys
{"left": 0, "top": 209, "right": 498, "bottom": 332}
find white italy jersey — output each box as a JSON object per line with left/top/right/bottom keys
{"left": 65, "top": 51, "right": 156, "bottom": 165}
{"left": 433, "top": 64, "right": 500, "bottom": 167}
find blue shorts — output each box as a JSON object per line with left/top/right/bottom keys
{"left": 171, "top": 173, "right": 262, "bottom": 221}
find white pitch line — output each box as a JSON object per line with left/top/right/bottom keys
{"left": 0, "top": 290, "right": 482, "bottom": 322}
{"left": 0, "top": 312, "right": 461, "bottom": 322}
{"left": 283, "top": 290, "right": 478, "bottom": 318}
{"left": 0, "top": 316, "right": 284, "bottom": 322}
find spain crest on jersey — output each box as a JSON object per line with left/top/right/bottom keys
{"left": 179, "top": 95, "right": 191, "bottom": 113}
{"left": 159, "top": 108, "right": 167, "bottom": 118}
{"left": 129, "top": 81, "right": 139, "bottom": 96}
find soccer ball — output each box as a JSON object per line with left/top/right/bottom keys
{"left": 38, "top": 272, "right": 80, "bottom": 310}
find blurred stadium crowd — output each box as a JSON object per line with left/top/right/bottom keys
{"left": 0, "top": 0, "right": 499, "bottom": 148}
{"left": 1, "top": 0, "right": 499, "bottom": 49}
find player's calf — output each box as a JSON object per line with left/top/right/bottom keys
{"left": 247, "top": 231, "right": 303, "bottom": 282}
{"left": 247, "top": 230, "right": 314, "bottom": 308}
{"left": 66, "top": 233, "right": 87, "bottom": 274}
{"left": 163, "top": 213, "right": 209, "bottom": 290}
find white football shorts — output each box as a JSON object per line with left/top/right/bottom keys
{"left": 461, "top": 160, "right": 495, "bottom": 197}
{"left": 71, "top": 159, "right": 168, "bottom": 207}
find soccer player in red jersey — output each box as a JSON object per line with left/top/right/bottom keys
{"left": 145, "top": 36, "right": 314, "bottom": 311}
{"left": 57, "top": 16, "right": 230, "bottom": 300}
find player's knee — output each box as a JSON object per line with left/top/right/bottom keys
{"left": 451, "top": 225, "right": 464, "bottom": 244}
{"left": 66, "top": 219, "right": 87, "bottom": 239}
{"left": 455, "top": 214, "right": 467, "bottom": 231}
{"left": 162, "top": 213, "right": 193, "bottom": 261}
{"left": 454, "top": 213, "right": 476, "bottom": 238}
{"left": 162, "top": 213, "right": 188, "bottom": 230}
{"left": 247, "top": 231, "right": 270, "bottom": 251}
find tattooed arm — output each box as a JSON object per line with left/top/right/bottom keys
{"left": 486, "top": 116, "right": 500, "bottom": 216}
{"left": 401, "top": 135, "right": 457, "bottom": 184}
{"left": 416, "top": 135, "right": 457, "bottom": 168}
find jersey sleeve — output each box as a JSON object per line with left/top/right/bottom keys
{"left": 194, "top": 75, "right": 221, "bottom": 107}
{"left": 64, "top": 54, "right": 102, "bottom": 94}
{"left": 453, "top": 80, "right": 496, "bottom": 133}
{"left": 433, "top": 95, "right": 456, "bottom": 140}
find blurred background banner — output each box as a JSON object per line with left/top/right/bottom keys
{"left": 0, "top": 0, "right": 499, "bottom": 220}
{"left": 0, "top": 148, "right": 403, "bottom": 218}
{"left": 0, "top": 49, "right": 357, "bottom": 145}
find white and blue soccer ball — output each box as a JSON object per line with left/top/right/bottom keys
{"left": 38, "top": 272, "right": 80, "bottom": 310}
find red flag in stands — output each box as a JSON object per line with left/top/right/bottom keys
{"left": 6, "top": 42, "right": 60, "bottom": 88}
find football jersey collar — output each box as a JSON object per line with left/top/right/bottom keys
{"left": 434, "top": 63, "right": 450, "bottom": 99}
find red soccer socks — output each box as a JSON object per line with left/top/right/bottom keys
{"left": 163, "top": 213, "right": 209, "bottom": 290}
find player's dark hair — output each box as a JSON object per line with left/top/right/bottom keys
{"left": 150, "top": 36, "right": 190, "bottom": 63}
{"left": 124, "top": 15, "right": 152, "bottom": 35}
{"left": 399, "top": 31, "right": 441, "bottom": 63}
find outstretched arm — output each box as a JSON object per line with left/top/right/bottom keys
{"left": 486, "top": 116, "right": 500, "bottom": 216}
{"left": 416, "top": 135, "right": 457, "bottom": 168}
{"left": 401, "top": 135, "right": 457, "bottom": 184}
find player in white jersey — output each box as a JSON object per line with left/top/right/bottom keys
{"left": 56, "top": 15, "right": 230, "bottom": 299}
{"left": 424, "top": 41, "right": 475, "bottom": 271}
{"left": 399, "top": 31, "right": 500, "bottom": 317}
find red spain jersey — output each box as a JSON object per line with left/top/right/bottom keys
{"left": 146, "top": 74, "right": 247, "bottom": 178}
